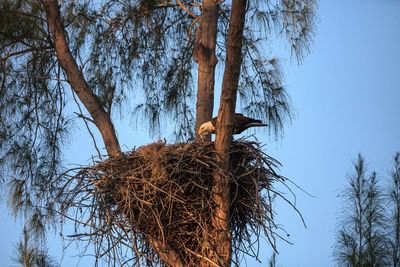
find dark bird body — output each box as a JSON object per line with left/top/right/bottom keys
{"left": 198, "top": 113, "right": 267, "bottom": 136}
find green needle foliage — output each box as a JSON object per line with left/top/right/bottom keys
{"left": 388, "top": 152, "right": 400, "bottom": 267}
{"left": 83, "top": 0, "right": 197, "bottom": 138}
{"left": 12, "top": 227, "right": 60, "bottom": 267}
{"left": 0, "top": 1, "right": 69, "bottom": 231}
{"left": 239, "top": 0, "right": 317, "bottom": 137}
{"left": 333, "top": 155, "right": 387, "bottom": 266}
{"left": 333, "top": 154, "right": 393, "bottom": 266}
{"left": 268, "top": 252, "right": 282, "bottom": 267}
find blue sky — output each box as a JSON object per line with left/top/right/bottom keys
{"left": 265, "top": 0, "right": 400, "bottom": 265}
{"left": 1, "top": 0, "right": 400, "bottom": 266}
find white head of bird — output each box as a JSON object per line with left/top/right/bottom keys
{"left": 198, "top": 121, "right": 215, "bottom": 137}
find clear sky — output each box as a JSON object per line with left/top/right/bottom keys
{"left": 1, "top": 0, "right": 400, "bottom": 266}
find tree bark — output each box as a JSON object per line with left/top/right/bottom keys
{"left": 44, "top": 0, "right": 121, "bottom": 157}
{"left": 149, "top": 240, "right": 184, "bottom": 267}
{"left": 194, "top": 0, "right": 218, "bottom": 139}
{"left": 211, "top": 0, "right": 247, "bottom": 266}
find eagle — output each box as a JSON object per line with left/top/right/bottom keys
{"left": 198, "top": 113, "right": 267, "bottom": 137}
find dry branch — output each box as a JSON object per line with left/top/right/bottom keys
{"left": 58, "top": 140, "right": 292, "bottom": 266}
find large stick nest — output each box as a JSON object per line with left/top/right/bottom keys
{"left": 60, "top": 140, "right": 295, "bottom": 266}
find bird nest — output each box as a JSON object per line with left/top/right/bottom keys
{"left": 59, "top": 140, "right": 296, "bottom": 266}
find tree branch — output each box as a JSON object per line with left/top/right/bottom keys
{"left": 0, "top": 47, "right": 52, "bottom": 62}
{"left": 44, "top": 0, "right": 121, "bottom": 157}
{"left": 176, "top": 0, "right": 199, "bottom": 19}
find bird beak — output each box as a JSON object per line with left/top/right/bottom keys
{"left": 198, "top": 129, "right": 208, "bottom": 138}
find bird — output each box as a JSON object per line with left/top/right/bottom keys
{"left": 198, "top": 113, "right": 267, "bottom": 137}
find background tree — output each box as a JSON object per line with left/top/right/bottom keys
{"left": 333, "top": 154, "right": 388, "bottom": 266}
{"left": 11, "top": 227, "right": 60, "bottom": 267}
{"left": 388, "top": 152, "right": 400, "bottom": 267}
{"left": 268, "top": 252, "right": 282, "bottom": 267}
{"left": 363, "top": 171, "right": 388, "bottom": 265}
{"left": 1, "top": 0, "right": 317, "bottom": 265}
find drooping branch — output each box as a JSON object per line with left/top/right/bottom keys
{"left": 43, "top": 0, "right": 121, "bottom": 157}
{"left": 0, "top": 46, "right": 53, "bottom": 62}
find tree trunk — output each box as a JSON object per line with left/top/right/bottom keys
{"left": 210, "top": 0, "right": 247, "bottom": 266}
{"left": 44, "top": 0, "right": 121, "bottom": 157}
{"left": 149, "top": 240, "right": 184, "bottom": 267}
{"left": 194, "top": 0, "right": 218, "bottom": 139}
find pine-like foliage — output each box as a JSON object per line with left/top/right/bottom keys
{"left": 11, "top": 227, "right": 60, "bottom": 267}
{"left": 0, "top": 0, "right": 69, "bottom": 230}
{"left": 239, "top": 0, "right": 317, "bottom": 137}
{"left": 78, "top": 0, "right": 318, "bottom": 138}
{"left": 388, "top": 152, "right": 400, "bottom": 267}
{"left": 333, "top": 154, "right": 389, "bottom": 266}
{"left": 79, "top": 0, "right": 198, "bottom": 139}
{"left": 0, "top": 0, "right": 195, "bottom": 228}
{"left": 268, "top": 252, "right": 282, "bottom": 267}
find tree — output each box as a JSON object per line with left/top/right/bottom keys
{"left": 268, "top": 252, "right": 282, "bottom": 267}
{"left": 1, "top": 0, "right": 317, "bottom": 266}
{"left": 388, "top": 152, "right": 400, "bottom": 267}
{"left": 11, "top": 227, "right": 59, "bottom": 267}
{"left": 333, "top": 154, "right": 388, "bottom": 266}
{"left": 363, "top": 171, "right": 388, "bottom": 265}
